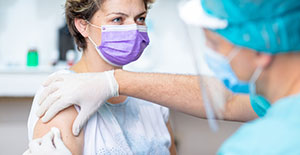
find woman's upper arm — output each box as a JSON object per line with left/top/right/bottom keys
{"left": 167, "top": 121, "right": 177, "bottom": 155}
{"left": 33, "top": 106, "right": 84, "bottom": 155}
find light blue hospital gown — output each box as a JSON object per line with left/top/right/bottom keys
{"left": 27, "top": 70, "right": 171, "bottom": 155}
{"left": 218, "top": 93, "right": 300, "bottom": 154}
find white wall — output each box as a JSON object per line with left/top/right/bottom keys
{"left": 0, "top": 0, "right": 65, "bottom": 66}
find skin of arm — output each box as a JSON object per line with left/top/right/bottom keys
{"left": 167, "top": 121, "right": 177, "bottom": 155}
{"left": 115, "top": 69, "right": 258, "bottom": 122}
{"left": 34, "top": 106, "right": 84, "bottom": 155}
{"left": 223, "top": 94, "right": 258, "bottom": 122}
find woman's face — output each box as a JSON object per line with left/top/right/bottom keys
{"left": 87, "top": 0, "right": 148, "bottom": 46}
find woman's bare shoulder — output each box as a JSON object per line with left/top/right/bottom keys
{"left": 34, "top": 106, "right": 84, "bottom": 155}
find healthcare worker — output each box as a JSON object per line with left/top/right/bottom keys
{"left": 31, "top": 0, "right": 300, "bottom": 154}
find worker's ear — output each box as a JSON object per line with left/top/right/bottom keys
{"left": 255, "top": 52, "right": 273, "bottom": 69}
{"left": 74, "top": 18, "right": 89, "bottom": 37}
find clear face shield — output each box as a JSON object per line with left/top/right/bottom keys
{"left": 182, "top": 25, "right": 234, "bottom": 131}
{"left": 177, "top": 0, "right": 235, "bottom": 131}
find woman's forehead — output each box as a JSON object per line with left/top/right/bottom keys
{"left": 100, "top": 0, "right": 146, "bottom": 13}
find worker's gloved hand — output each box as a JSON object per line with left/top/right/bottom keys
{"left": 36, "top": 70, "right": 119, "bottom": 136}
{"left": 23, "top": 127, "right": 71, "bottom": 155}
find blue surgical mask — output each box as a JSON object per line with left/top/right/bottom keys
{"left": 204, "top": 47, "right": 263, "bottom": 95}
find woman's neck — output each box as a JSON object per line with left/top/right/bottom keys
{"left": 70, "top": 47, "right": 127, "bottom": 104}
{"left": 260, "top": 53, "right": 300, "bottom": 104}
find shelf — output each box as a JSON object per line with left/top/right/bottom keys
{"left": 0, "top": 66, "right": 66, "bottom": 97}
{"left": 0, "top": 66, "right": 58, "bottom": 74}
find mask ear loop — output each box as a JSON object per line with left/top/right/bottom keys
{"left": 249, "top": 66, "right": 263, "bottom": 95}
{"left": 226, "top": 46, "right": 263, "bottom": 95}
{"left": 85, "top": 20, "right": 100, "bottom": 48}
{"left": 85, "top": 20, "right": 102, "bottom": 29}
{"left": 227, "top": 47, "right": 241, "bottom": 62}
{"left": 88, "top": 36, "right": 98, "bottom": 48}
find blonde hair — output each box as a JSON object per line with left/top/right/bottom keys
{"left": 65, "top": 0, "right": 154, "bottom": 50}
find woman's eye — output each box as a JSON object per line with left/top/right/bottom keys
{"left": 137, "top": 17, "right": 146, "bottom": 23}
{"left": 112, "top": 17, "right": 122, "bottom": 23}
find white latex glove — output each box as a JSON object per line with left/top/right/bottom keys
{"left": 36, "top": 70, "right": 119, "bottom": 136}
{"left": 23, "top": 127, "right": 71, "bottom": 155}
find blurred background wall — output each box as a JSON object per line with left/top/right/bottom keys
{"left": 0, "top": 0, "right": 65, "bottom": 66}
{"left": 0, "top": 0, "right": 242, "bottom": 154}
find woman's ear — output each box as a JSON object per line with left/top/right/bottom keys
{"left": 256, "top": 53, "right": 273, "bottom": 68}
{"left": 74, "top": 18, "right": 89, "bottom": 37}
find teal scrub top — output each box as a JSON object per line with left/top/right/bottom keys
{"left": 250, "top": 95, "right": 271, "bottom": 117}
{"left": 218, "top": 93, "right": 300, "bottom": 154}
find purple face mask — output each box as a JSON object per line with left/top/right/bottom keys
{"left": 88, "top": 23, "right": 150, "bottom": 67}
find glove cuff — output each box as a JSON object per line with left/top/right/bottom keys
{"left": 105, "top": 70, "right": 119, "bottom": 97}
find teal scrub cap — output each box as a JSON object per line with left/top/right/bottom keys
{"left": 201, "top": 0, "right": 300, "bottom": 54}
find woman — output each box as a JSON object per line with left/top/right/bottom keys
{"left": 27, "top": 0, "right": 176, "bottom": 154}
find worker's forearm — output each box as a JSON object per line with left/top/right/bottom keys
{"left": 114, "top": 69, "right": 258, "bottom": 122}
{"left": 224, "top": 95, "right": 258, "bottom": 122}
{"left": 115, "top": 69, "right": 207, "bottom": 118}
{"left": 115, "top": 70, "right": 257, "bottom": 122}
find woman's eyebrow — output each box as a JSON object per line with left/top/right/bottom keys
{"left": 106, "top": 12, "right": 129, "bottom": 17}
{"left": 106, "top": 11, "right": 147, "bottom": 17}
{"left": 135, "top": 11, "right": 147, "bottom": 18}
